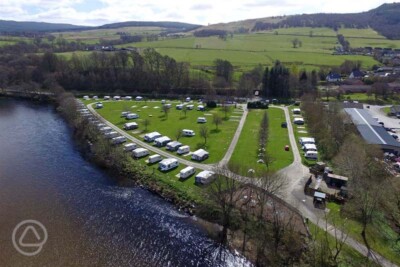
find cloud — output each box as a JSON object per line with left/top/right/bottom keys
{"left": 0, "top": 0, "right": 394, "bottom": 26}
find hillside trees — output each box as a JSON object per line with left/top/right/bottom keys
{"left": 214, "top": 59, "right": 234, "bottom": 87}
{"left": 262, "top": 61, "right": 290, "bottom": 98}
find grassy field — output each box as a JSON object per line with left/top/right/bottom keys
{"left": 326, "top": 202, "right": 400, "bottom": 265}
{"left": 229, "top": 107, "right": 293, "bottom": 175}
{"left": 53, "top": 26, "right": 165, "bottom": 44}
{"left": 89, "top": 99, "right": 242, "bottom": 163}
{"left": 119, "top": 32, "right": 379, "bottom": 71}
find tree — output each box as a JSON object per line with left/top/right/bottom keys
{"left": 162, "top": 104, "right": 170, "bottom": 119}
{"left": 143, "top": 118, "right": 150, "bottom": 132}
{"left": 199, "top": 125, "right": 209, "bottom": 145}
{"left": 291, "top": 38, "right": 301, "bottom": 48}
{"left": 213, "top": 113, "right": 223, "bottom": 130}
{"left": 175, "top": 128, "right": 183, "bottom": 141}
{"left": 182, "top": 105, "right": 188, "bottom": 118}
{"left": 222, "top": 104, "right": 231, "bottom": 119}
{"left": 214, "top": 59, "right": 234, "bottom": 86}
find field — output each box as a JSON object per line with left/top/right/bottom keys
{"left": 120, "top": 32, "right": 379, "bottom": 71}
{"left": 89, "top": 99, "right": 242, "bottom": 163}
{"left": 229, "top": 107, "right": 293, "bottom": 175}
{"left": 53, "top": 26, "right": 165, "bottom": 44}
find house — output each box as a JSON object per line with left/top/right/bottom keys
{"left": 349, "top": 70, "right": 365, "bottom": 79}
{"left": 195, "top": 171, "right": 216, "bottom": 185}
{"left": 313, "top": 191, "right": 326, "bottom": 209}
{"left": 326, "top": 73, "right": 341, "bottom": 83}
{"left": 191, "top": 149, "right": 209, "bottom": 161}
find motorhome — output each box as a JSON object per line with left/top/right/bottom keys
{"left": 95, "top": 102, "right": 103, "bottom": 109}
{"left": 197, "top": 117, "right": 207, "bottom": 123}
{"left": 197, "top": 105, "right": 205, "bottom": 111}
{"left": 135, "top": 96, "right": 143, "bottom": 101}
{"left": 144, "top": 132, "right": 162, "bottom": 142}
{"left": 166, "top": 141, "right": 182, "bottom": 151}
{"left": 92, "top": 96, "right": 98, "bottom": 100}
{"left": 126, "top": 113, "right": 139, "bottom": 120}
{"left": 121, "top": 111, "right": 129, "bottom": 117}
{"left": 164, "top": 103, "right": 171, "bottom": 108}
{"left": 293, "top": 108, "right": 301, "bottom": 114}
{"left": 104, "top": 96, "right": 111, "bottom": 100}
{"left": 158, "top": 158, "right": 179, "bottom": 171}
{"left": 83, "top": 95, "right": 90, "bottom": 100}
{"left": 305, "top": 151, "right": 318, "bottom": 160}
{"left": 148, "top": 154, "right": 162, "bottom": 164}
{"left": 179, "top": 167, "right": 195, "bottom": 179}
{"left": 293, "top": 117, "right": 305, "bottom": 125}
{"left": 104, "top": 131, "right": 119, "bottom": 139}
{"left": 132, "top": 148, "right": 149, "bottom": 158}
{"left": 111, "top": 136, "right": 127, "bottom": 145}
{"left": 99, "top": 126, "right": 113, "bottom": 133}
{"left": 185, "top": 97, "right": 191, "bottom": 102}
{"left": 303, "top": 143, "right": 317, "bottom": 152}
{"left": 182, "top": 129, "right": 195, "bottom": 137}
{"left": 177, "top": 145, "right": 190, "bottom": 155}
{"left": 123, "top": 143, "right": 137, "bottom": 152}
{"left": 176, "top": 104, "right": 184, "bottom": 110}
{"left": 124, "top": 96, "right": 132, "bottom": 101}
{"left": 191, "top": 149, "right": 209, "bottom": 161}
{"left": 124, "top": 122, "right": 138, "bottom": 130}
{"left": 113, "top": 96, "right": 121, "bottom": 101}
{"left": 299, "top": 137, "right": 315, "bottom": 145}
{"left": 186, "top": 105, "right": 194, "bottom": 110}
{"left": 154, "top": 136, "right": 171, "bottom": 147}
{"left": 195, "top": 171, "right": 216, "bottom": 185}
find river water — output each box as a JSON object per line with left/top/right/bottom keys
{"left": 0, "top": 98, "right": 250, "bottom": 267}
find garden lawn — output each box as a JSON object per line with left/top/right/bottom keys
{"left": 326, "top": 202, "right": 400, "bottom": 266}
{"left": 90, "top": 99, "right": 241, "bottom": 163}
{"left": 229, "top": 107, "right": 293, "bottom": 175}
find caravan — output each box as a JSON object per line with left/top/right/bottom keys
{"left": 158, "top": 158, "right": 179, "bottom": 171}
{"left": 179, "top": 167, "right": 195, "bottom": 179}
{"left": 195, "top": 171, "right": 215, "bottom": 185}
{"left": 124, "top": 122, "right": 138, "bottom": 130}
{"left": 144, "top": 132, "right": 162, "bottom": 142}
{"left": 166, "top": 141, "right": 182, "bottom": 151}
{"left": 126, "top": 113, "right": 139, "bottom": 120}
{"left": 111, "top": 136, "right": 127, "bottom": 145}
{"left": 191, "top": 149, "right": 209, "bottom": 161}
{"left": 132, "top": 148, "right": 149, "bottom": 158}
{"left": 305, "top": 151, "right": 318, "bottom": 160}
{"left": 148, "top": 154, "right": 162, "bottom": 164}
{"left": 303, "top": 143, "right": 317, "bottom": 152}
{"left": 182, "top": 129, "right": 195, "bottom": 137}
{"left": 177, "top": 145, "right": 190, "bottom": 155}
{"left": 154, "top": 136, "right": 171, "bottom": 147}
{"left": 123, "top": 143, "right": 137, "bottom": 152}
{"left": 104, "top": 131, "right": 119, "bottom": 139}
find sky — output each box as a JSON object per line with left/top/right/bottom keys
{"left": 0, "top": 0, "right": 396, "bottom": 26}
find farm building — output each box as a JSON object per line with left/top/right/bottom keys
{"left": 337, "top": 85, "right": 372, "bottom": 94}
{"left": 345, "top": 108, "right": 400, "bottom": 154}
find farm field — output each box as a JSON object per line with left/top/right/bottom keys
{"left": 122, "top": 32, "right": 379, "bottom": 70}
{"left": 229, "top": 107, "right": 293, "bottom": 175}
{"left": 53, "top": 26, "right": 165, "bottom": 44}
{"left": 89, "top": 99, "right": 242, "bottom": 163}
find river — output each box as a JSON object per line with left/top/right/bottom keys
{"left": 0, "top": 98, "right": 250, "bottom": 267}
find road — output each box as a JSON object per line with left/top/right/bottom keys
{"left": 86, "top": 101, "right": 398, "bottom": 267}
{"left": 366, "top": 105, "right": 400, "bottom": 130}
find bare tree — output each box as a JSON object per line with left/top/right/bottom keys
{"left": 212, "top": 113, "right": 223, "bottom": 130}
{"left": 199, "top": 125, "right": 209, "bottom": 145}
{"left": 162, "top": 104, "right": 170, "bottom": 119}
{"left": 142, "top": 118, "right": 150, "bottom": 132}
{"left": 175, "top": 128, "right": 183, "bottom": 141}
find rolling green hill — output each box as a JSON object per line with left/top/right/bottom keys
{"left": 0, "top": 19, "right": 86, "bottom": 32}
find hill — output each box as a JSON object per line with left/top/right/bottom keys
{"left": 196, "top": 3, "right": 400, "bottom": 39}
{"left": 0, "top": 19, "right": 86, "bottom": 33}
{"left": 98, "top": 21, "right": 201, "bottom": 32}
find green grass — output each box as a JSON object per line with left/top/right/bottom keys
{"left": 90, "top": 99, "right": 241, "bottom": 163}
{"left": 229, "top": 107, "right": 293, "bottom": 175}
{"left": 118, "top": 32, "right": 379, "bottom": 70}
{"left": 382, "top": 106, "right": 391, "bottom": 115}
{"left": 326, "top": 202, "right": 400, "bottom": 265}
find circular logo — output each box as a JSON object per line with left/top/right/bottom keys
{"left": 12, "top": 220, "right": 48, "bottom": 256}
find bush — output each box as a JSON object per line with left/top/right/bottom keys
{"left": 206, "top": 101, "right": 217, "bottom": 108}
{"left": 247, "top": 101, "right": 269, "bottom": 109}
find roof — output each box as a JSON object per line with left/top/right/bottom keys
{"left": 350, "top": 70, "right": 365, "bottom": 78}
{"left": 327, "top": 173, "right": 348, "bottom": 181}
{"left": 159, "top": 158, "right": 177, "bottom": 165}
{"left": 134, "top": 148, "right": 148, "bottom": 153}
{"left": 327, "top": 73, "right": 341, "bottom": 79}
{"left": 155, "top": 136, "right": 171, "bottom": 142}
{"left": 193, "top": 149, "right": 209, "bottom": 157}
{"left": 167, "top": 141, "right": 182, "bottom": 147}
{"left": 338, "top": 85, "right": 372, "bottom": 93}
{"left": 314, "top": 191, "right": 326, "bottom": 199}
{"left": 344, "top": 108, "right": 400, "bottom": 147}
{"left": 196, "top": 170, "right": 215, "bottom": 179}
{"left": 146, "top": 132, "right": 161, "bottom": 137}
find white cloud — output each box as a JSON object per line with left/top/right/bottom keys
{"left": 0, "top": 0, "right": 394, "bottom": 26}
